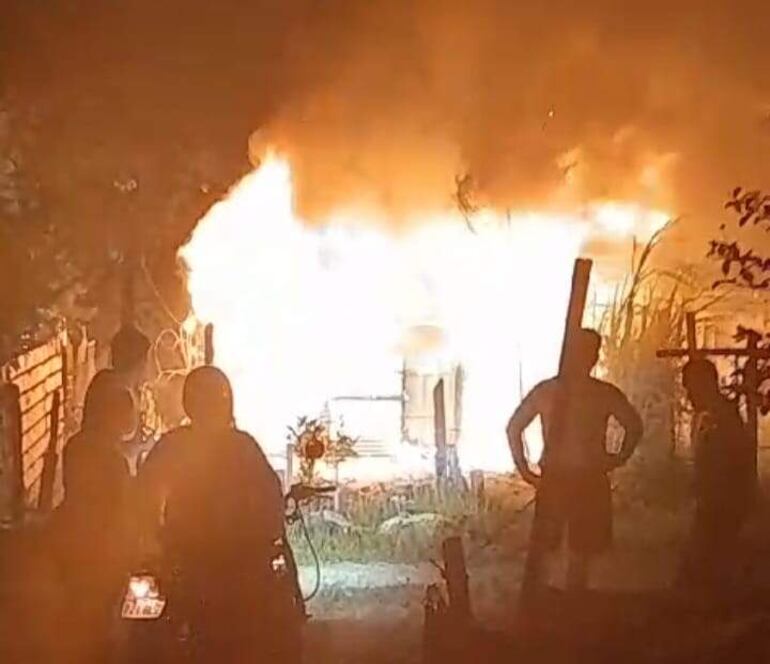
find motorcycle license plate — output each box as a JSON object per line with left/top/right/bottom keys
{"left": 121, "top": 597, "right": 167, "bottom": 620}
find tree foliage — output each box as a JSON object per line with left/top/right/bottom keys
{"left": 0, "top": 4, "right": 273, "bottom": 354}
{"left": 708, "top": 187, "right": 770, "bottom": 417}
{"left": 731, "top": 326, "right": 770, "bottom": 415}
{"left": 0, "top": 89, "right": 242, "bottom": 361}
{"left": 708, "top": 187, "right": 770, "bottom": 290}
{"left": 0, "top": 98, "right": 76, "bottom": 354}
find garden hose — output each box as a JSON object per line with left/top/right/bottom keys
{"left": 296, "top": 506, "right": 322, "bottom": 602}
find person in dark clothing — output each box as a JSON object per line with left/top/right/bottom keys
{"left": 64, "top": 371, "right": 135, "bottom": 511}
{"left": 678, "top": 358, "right": 755, "bottom": 589}
{"left": 507, "top": 328, "right": 643, "bottom": 596}
{"left": 57, "top": 369, "right": 136, "bottom": 662}
{"left": 139, "top": 366, "right": 287, "bottom": 661}
{"left": 110, "top": 322, "right": 154, "bottom": 471}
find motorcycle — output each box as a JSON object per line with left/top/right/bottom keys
{"left": 113, "top": 482, "right": 335, "bottom": 663}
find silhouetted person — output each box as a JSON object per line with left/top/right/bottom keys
{"left": 57, "top": 369, "right": 136, "bottom": 662}
{"left": 139, "top": 366, "right": 285, "bottom": 660}
{"left": 678, "top": 358, "right": 755, "bottom": 589}
{"left": 507, "top": 328, "right": 643, "bottom": 597}
{"left": 110, "top": 322, "right": 153, "bottom": 471}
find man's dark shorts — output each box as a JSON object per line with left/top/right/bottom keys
{"left": 531, "top": 470, "right": 612, "bottom": 555}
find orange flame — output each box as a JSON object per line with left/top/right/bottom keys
{"left": 180, "top": 152, "right": 669, "bottom": 475}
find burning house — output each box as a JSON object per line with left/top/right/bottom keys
{"left": 179, "top": 151, "right": 672, "bottom": 479}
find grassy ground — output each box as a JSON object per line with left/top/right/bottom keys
{"left": 300, "top": 455, "right": 770, "bottom": 663}
{"left": 288, "top": 474, "right": 534, "bottom": 565}
{"left": 290, "top": 454, "right": 694, "bottom": 592}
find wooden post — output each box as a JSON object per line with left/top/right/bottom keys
{"left": 519, "top": 258, "right": 593, "bottom": 597}
{"left": 399, "top": 359, "right": 408, "bottom": 444}
{"left": 470, "top": 470, "right": 485, "bottom": 508}
{"left": 422, "top": 583, "right": 448, "bottom": 664}
{"left": 433, "top": 378, "right": 447, "bottom": 485}
{"left": 204, "top": 323, "right": 215, "bottom": 365}
{"left": 685, "top": 312, "right": 698, "bottom": 356}
{"left": 549, "top": 258, "right": 593, "bottom": 447}
{"left": 38, "top": 390, "right": 61, "bottom": 512}
{"left": 745, "top": 331, "right": 760, "bottom": 484}
{"left": 442, "top": 536, "right": 472, "bottom": 624}
{"left": 558, "top": 258, "right": 593, "bottom": 376}
{"left": 684, "top": 312, "right": 701, "bottom": 453}
{"left": 0, "top": 383, "right": 24, "bottom": 523}
{"left": 452, "top": 364, "right": 464, "bottom": 446}
{"left": 285, "top": 443, "right": 295, "bottom": 492}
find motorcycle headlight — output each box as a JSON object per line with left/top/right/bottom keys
{"left": 271, "top": 553, "right": 287, "bottom": 575}
{"left": 128, "top": 575, "right": 158, "bottom": 600}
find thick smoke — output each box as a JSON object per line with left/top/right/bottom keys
{"left": 263, "top": 1, "right": 770, "bottom": 235}
{"left": 6, "top": 0, "right": 770, "bottom": 244}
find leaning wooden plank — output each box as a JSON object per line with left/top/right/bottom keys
{"left": 549, "top": 258, "right": 594, "bottom": 450}
{"left": 558, "top": 258, "right": 593, "bottom": 375}
{"left": 38, "top": 390, "right": 61, "bottom": 511}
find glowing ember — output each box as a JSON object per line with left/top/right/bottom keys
{"left": 180, "top": 152, "right": 669, "bottom": 475}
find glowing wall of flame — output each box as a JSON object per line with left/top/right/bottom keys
{"left": 180, "top": 154, "right": 666, "bottom": 474}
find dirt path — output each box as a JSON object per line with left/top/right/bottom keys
{"left": 300, "top": 563, "right": 431, "bottom": 663}
{"left": 300, "top": 558, "right": 526, "bottom": 662}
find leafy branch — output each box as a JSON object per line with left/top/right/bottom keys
{"left": 708, "top": 240, "right": 770, "bottom": 290}
{"left": 725, "top": 187, "right": 770, "bottom": 229}
{"left": 707, "top": 187, "right": 770, "bottom": 414}
{"left": 288, "top": 416, "right": 358, "bottom": 484}
{"left": 709, "top": 187, "right": 770, "bottom": 290}
{"left": 723, "top": 327, "right": 770, "bottom": 415}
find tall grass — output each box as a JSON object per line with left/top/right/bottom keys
{"left": 599, "top": 223, "right": 720, "bottom": 460}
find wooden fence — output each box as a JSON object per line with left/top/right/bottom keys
{"left": 0, "top": 330, "right": 95, "bottom": 522}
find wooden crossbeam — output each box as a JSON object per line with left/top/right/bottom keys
{"left": 38, "top": 390, "right": 61, "bottom": 512}
{"left": 657, "top": 347, "right": 770, "bottom": 359}
{"left": 656, "top": 312, "right": 770, "bottom": 359}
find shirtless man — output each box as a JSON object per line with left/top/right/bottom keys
{"left": 507, "top": 328, "right": 643, "bottom": 596}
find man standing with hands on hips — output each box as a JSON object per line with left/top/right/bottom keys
{"left": 507, "top": 328, "right": 643, "bottom": 598}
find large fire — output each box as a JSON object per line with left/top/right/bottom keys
{"left": 180, "top": 153, "right": 669, "bottom": 477}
